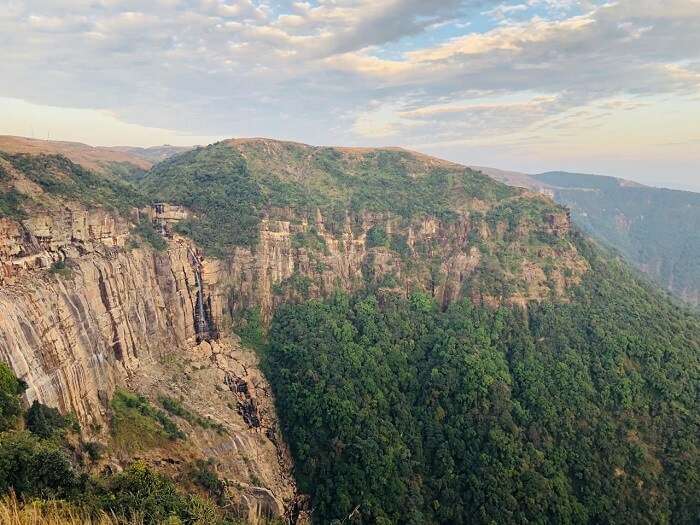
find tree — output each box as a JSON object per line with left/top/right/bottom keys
{"left": 0, "top": 363, "right": 26, "bottom": 433}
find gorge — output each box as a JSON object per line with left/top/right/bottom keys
{"left": 0, "top": 138, "right": 698, "bottom": 524}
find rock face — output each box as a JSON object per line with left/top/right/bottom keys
{"left": 0, "top": 207, "right": 300, "bottom": 523}
{"left": 194, "top": 207, "right": 585, "bottom": 326}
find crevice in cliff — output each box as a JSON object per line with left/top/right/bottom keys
{"left": 96, "top": 267, "right": 124, "bottom": 361}
{"left": 224, "top": 372, "right": 261, "bottom": 428}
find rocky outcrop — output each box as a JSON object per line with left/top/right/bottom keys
{"left": 0, "top": 195, "right": 583, "bottom": 523}
{"left": 0, "top": 207, "right": 300, "bottom": 523}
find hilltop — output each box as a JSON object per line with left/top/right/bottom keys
{"left": 142, "top": 138, "right": 585, "bottom": 311}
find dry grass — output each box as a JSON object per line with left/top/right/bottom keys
{"left": 0, "top": 493, "right": 143, "bottom": 525}
{"left": 0, "top": 135, "right": 152, "bottom": 173}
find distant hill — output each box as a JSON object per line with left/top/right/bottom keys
{"left": 107, "top": 144, "right": 193, "bottom": 164}
{"left": 478, "top": 167, "right": 700, "bottom": 307}
{"left": 0, "top": 135, "right": 151, "bottom": 176}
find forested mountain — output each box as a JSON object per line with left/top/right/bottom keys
{"left": 0, "top": 137, "right": 698, "bottom": 524}
{"left": 479, "top": 167, "right": 700, "bottom": 307}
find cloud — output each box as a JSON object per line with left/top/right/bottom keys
{"left": 0, "top": 0, "right": 698, "bottom": 168}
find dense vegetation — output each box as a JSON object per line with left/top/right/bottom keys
{"left": 534, "top": 171, "right": 700, "bottom": 306}
{"left": 264, "top": 236, "right": 700, "bottom": 524}
{"left": 0, "top": 364, "right": 244, "bottom": 524}
{"left": 0, "top": 152, "right": 146, "bottom": 217}
{"left": 141, "top": 141, "right": 518, "bottom": 255}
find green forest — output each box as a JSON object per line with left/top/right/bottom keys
{"left": 141, "top": 141, "right": 520, "bottom": 256}
{"left": 264, "top": 236, "right": 700, "bottom": 524}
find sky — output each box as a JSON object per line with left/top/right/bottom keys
{"left": 1, "top": 0, "right": 699, "bottom": 191}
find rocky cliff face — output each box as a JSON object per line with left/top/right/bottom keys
{"left": 185, "top": 206, "right": 586, "bottom": 328}
{"left": 0, "top": 206, "right": 301, "bottom": 523}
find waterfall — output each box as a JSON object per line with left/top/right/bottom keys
{"left": 189, "top": 247, "right": 210, "bottom": 342}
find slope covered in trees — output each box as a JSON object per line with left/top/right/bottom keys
{"left": 531, "top": 171, "right": 700, "bottom": 307}
{"left": 264, "top": 235, "right": 700, "bottom": 524}
{"left": 0, "top": 151, "right": 146, "bottom": 217}
{"left": 141, "top": 139, "right": 521, "bottom": 255}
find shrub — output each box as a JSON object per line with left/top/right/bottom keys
{"left": 134, "top": 218, "right": 168, "bottom": 252}
{"left": 82, "top": 441, "right": 104, "bottom": 462}
{"left": 102, "top": 462, "right": 223, "bottom": 525}
{"left": 0, "top": 190, "right": 27, "bottom": 220}
{"left": 25, "top": 401, "right": 70, "bottom": 439}
{"left": 366, "top": 226, "right": 389, "bottom": 248}
{"left": 158, "top": 396, "right": 226, "bottom": 435}
{"left": 187, "top": 459, "right": 226, "bottom": 504}
{"left": 102, "top": 462, "right": 186, "bottom": 524}
{"left": 0, "top": 364, "right": 26, "bottom": 433}
{"left": 0, "top": 431, "right": 80, "bottom": 499}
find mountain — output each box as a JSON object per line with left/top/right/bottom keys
{"left": 0, "top": 138, "right": 698, "bottom": 524}
{"left": 478, "top": 167, "right": 700, "bottom": 307}
{"left": 0, "top": 142, "right": 301, "bottom": 523}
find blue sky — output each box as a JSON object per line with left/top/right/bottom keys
{"left": 0, "top": 0, "right": 698, "bottom": 191}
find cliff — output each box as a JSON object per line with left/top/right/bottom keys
{"left": 202, "top": 207, "right": 586, "bottom": 327}
{"left": 0, "top": 206, "right": 301, "bottom": 523}
{"left": 144, "top": 140, "right": 589, "bottom": 327}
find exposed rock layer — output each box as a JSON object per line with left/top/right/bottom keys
{"left": 0, "top": 207, "right": 299, "bottom": 522}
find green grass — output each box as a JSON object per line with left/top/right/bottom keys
{"left": 110, "top": 391, "right": 184, "bottom": 453}
{"left": 158, "top": 396, "right": 227, "bottom": 435}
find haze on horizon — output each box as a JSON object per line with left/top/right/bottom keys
{"left": 1, "top": 0, "right": 699, "bottom": 191}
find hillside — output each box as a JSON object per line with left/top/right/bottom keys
{"left": 0, "top": 136, "right": 152, "bottom": 179}
{"left": 0, "top": 143, "right": 302, "bottom": 523}
{"left": 107, "top": 144, "right": 193, "bottom": 164}
{"left": 0, "top": 149, "right": 146, "bottom": 219}
{"left": 141, "top": 139, "right": 585, "bottom": 316}
{"left": 0, "top": 138, "right": 698, "bottom": 523}
{"left": 479, "top": 167, "right": 700, "bottom": 307}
